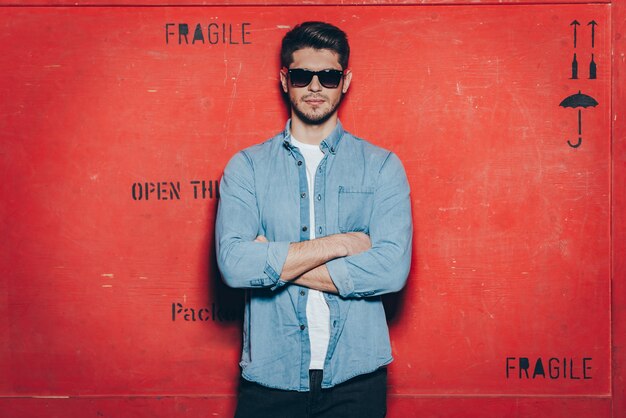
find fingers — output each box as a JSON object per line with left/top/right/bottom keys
{"left": 255, "top": 235, "right": 269, "bottom": 243}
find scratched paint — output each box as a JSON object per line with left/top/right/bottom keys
{"left": 0, "top": 3, "right": 617, "bottom": 418}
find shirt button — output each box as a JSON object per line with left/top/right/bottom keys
{"left": 300, "top": 324, "right": 306, "bottom": 330}
{"left": 297, "top": 161, "right": 303, "bottom": 166}
{"left": 301, "top": 192, "right": 306, "bottom": 198}
{"left": 300, "top": 290, "right": 305, "bottom": 296}
{"left": 302, "top": 226, "right": 308, "bottom": 232}
{"left": 317, "top": 194, "right": 321, "bottom": 201}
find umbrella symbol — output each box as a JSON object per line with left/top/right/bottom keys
{"left": 559, "top": 90, "right": 598, "bottom": 148}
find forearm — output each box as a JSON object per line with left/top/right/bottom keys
{"left": 279, "top": 235, "right": 348, "bottom": 281}
{"left": 291, "top": 264, "right": 339, "bottom": 294}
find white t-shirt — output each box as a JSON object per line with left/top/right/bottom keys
{"left": 290, "top": 135, "right": 330, "bottom": 370}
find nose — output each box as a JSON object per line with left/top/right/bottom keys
{"left": 308, "top": 75, "right": 322, "bottom": 92}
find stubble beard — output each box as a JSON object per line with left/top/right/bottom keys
{"left": 290, "top": 93, "right": 343, "bottom": 126}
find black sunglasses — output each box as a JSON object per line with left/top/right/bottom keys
{"left": 286, "top": 68, "right": 344, "bottom": 89}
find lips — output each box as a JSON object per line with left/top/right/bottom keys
{"left": 304, "top": 97, "right": 325, "bottom": 106}
{"left": 304, "top": 99, "right": 324, "bottom": 106}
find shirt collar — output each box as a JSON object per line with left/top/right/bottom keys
{"left": 282, "top": 119, "right": 344, "bottom": 155}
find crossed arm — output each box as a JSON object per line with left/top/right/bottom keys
{"left": 216, "top": 151, "right": 412, "bottom": 298}
{"left": 254, "top": 232, "right": 372, "bottom": 294}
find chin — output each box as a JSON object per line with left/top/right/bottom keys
{"left": 294, "top": 106, "right": 338, "bottom": 126}
{"left": 301, "top": 113, "right": 334, "bottom": 125}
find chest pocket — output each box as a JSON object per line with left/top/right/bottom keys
{"left": 338, "top": 186, "right": 375, "bottom": 233}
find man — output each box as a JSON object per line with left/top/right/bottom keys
{"left": 215, "top": 21, "right": 412, "bottom": 418}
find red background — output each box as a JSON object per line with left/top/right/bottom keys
{"left": 0, "top": 1, "right": 623, "bottom": 417}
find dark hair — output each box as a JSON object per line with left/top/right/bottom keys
{"left": 280, "top": 21, "right": 350, "bottom": 70}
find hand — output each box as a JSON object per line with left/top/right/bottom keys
{"left": 342, "top": 232, "right": 371, "bottom": 256}
{"left": 255, "top": 235, "right": 269, "bottom": 243}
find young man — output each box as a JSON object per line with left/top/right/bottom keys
{"left": 215, "top": 21, "right": 412, "bottom": 418}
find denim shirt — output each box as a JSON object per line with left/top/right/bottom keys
{"left": 215, "top": 120, "right": 412, "bottom": 391}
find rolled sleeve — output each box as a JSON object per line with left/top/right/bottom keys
{"left": 265, "top": 241, "right": 290, "bottom": 290}
{"left": 326, "top": 257, "right": 354, "bottom": 298}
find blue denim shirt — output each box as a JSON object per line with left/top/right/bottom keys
{"left": 215, "top": 120, "right": 412, "bottom": 391}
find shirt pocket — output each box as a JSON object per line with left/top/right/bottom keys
{"left": 338, "top": 186, "right": 375, "bottom": 233}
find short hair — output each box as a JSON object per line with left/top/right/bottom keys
{"left": 280, "top": 21, "right": 350, "bottom": 70}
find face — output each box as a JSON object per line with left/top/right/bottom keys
{"left": 280, "top": 48, "right": 352, "bottom": 126}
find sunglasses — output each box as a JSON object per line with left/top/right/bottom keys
{"left": 286, "top": 68, "right": 344, "bottom": 89}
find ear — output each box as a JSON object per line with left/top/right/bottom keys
{"left": 342, "top": 69, "right": 352, "bottom": 94}
{"left": 280, "top": 69, "right": 289, "bottom": 94}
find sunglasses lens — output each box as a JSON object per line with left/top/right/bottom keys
{"left": 288, "top": 69, "right": 343, "bottom": 88}
{"left": 318, "top": 70, "right": 342, "bottom": 88}
{"left": 289, "top": 69, "right": 313, "bottom": 87}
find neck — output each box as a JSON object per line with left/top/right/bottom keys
{"left": 289, "top": 112, "right": 338, "bottom": 145}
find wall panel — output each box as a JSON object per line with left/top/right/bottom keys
{"left": 0, "top": 2, "right": 620, "bottom": 417}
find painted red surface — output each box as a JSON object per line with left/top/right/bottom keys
{"left": 0, "top": 2, "right": 620, "bottom": 417}
{"left": 611, "top": 0, "right": 626, "bottom": 416}
{"left": 0, "top": 1, "right": 611, "bottom": 6}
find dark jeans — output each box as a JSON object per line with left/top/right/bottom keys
{"left": 234, "top": 368, "right": 387, "bottom": 418}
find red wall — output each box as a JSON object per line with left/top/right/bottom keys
{"left": 0, "top": 1, "right": 622, "bottom": 417}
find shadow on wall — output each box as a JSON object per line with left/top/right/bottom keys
{"left": 207, "top": 199, "right": 245, "bottom": 327}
